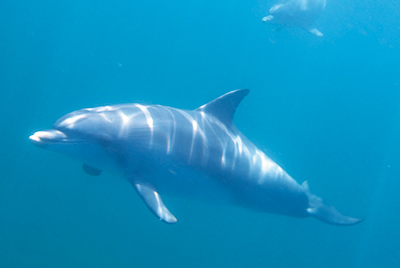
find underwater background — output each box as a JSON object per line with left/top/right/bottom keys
{"left": 1, "top": 0, "right": 400, "bottom": 267}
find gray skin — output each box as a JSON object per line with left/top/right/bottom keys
{"left": 262, "top": 0, "right": 327, "bottom": 36}
{"left": 30, "top": 90, "right": 362, "bottom": 225}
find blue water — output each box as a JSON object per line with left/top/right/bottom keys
{"left": 1, "top": 0, "right": 400, "bottom": 267}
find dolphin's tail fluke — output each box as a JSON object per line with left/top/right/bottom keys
{"left": 302, "top": 181, "right": 363, "bottom": 226}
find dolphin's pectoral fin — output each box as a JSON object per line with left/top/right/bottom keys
{"left": 133, "top": 183, "right": 177, "bottom": 224}
{"left": 308, "top": 28, "right": 323, "bottom": 37}
{"left": 307, "top": 205, "right": 363, "bottom": 226}
{"left": 82, "top": 164, "right": 102, "bottom": 176}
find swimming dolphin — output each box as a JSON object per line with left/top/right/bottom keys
{"left": 262, "top": 0, "right": 327, "bottom": 37}
{"left": 30, "top": 90, "right": 362, "bottom": 225}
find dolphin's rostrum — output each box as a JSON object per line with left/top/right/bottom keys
{"left": 30, "top": 90, "right": 362, "bottom": 225}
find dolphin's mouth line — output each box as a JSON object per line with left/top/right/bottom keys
{"left": 29, "top": 129, "right": 83, "bottom": 145}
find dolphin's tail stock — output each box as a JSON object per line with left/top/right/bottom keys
{"left": 301, "top": 181, "right": 363, "bottom": 226}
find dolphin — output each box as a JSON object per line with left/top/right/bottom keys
{"left": 30, "top": 89, "right": 362, "bottom": 225}
{"left": 262, "top": 0, "right": 327, "bottom": 37}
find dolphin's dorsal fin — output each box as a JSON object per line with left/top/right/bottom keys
{"left": 196, "top": 89, "right": 249, "bottom": 125}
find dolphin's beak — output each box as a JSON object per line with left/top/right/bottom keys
{"left": 29, "top": 130, "right": 67, "bottom": 147}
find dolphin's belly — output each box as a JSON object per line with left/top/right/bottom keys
{"left": 152, "top": 161, "right": 308, "bottom": 218}
{"left": 129, "top": 144, "right": 309, "bottom": 217}
{"left": 144, "top": 155, "right": 235, "bottom": 204}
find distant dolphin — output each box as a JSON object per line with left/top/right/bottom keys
{"left": 30, "top": 90, "right": 362, "bottom": 225}
{"left": 262, "top": 0, "right": 327, "bottom": 36}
